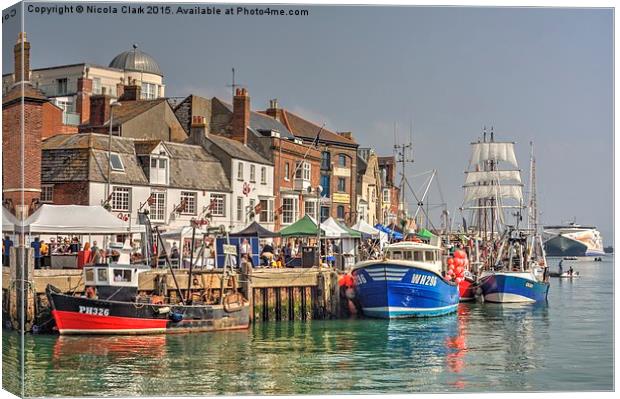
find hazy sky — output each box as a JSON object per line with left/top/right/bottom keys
{"left": 2, "top": 3, "right": 613, "bottom": 243}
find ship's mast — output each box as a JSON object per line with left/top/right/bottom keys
{"left": 527, "top": 141, "right": 538, "bottom": 233}
{"left": 394, "top": 140, "right": 413, "bottom": 226}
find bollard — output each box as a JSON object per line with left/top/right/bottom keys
{"left": 9, "top": 246, "right": 36, "bottom": 332}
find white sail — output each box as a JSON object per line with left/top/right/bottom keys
{"left": 469, "top": 142, "right": 518, "bottom": 167}
{"left": 463, "top": 184, "right": 523, "bottom": 203}
{"left": 464, "top": 170, "right": 522, "bottom": 186}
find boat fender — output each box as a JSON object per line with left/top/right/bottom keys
{"left": 169, "top": 312, "right": 183, "bottom": 322}
{"left": 157, "top": 306, "right": 171, "bottom": 314}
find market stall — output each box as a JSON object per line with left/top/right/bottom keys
{"left": 224, "top": 221, "right": 279, "bottom": 267}
{"left": 279, "top": 215, "right": 326, "bottom": 267}
{"left": 21, "top": 205, "right": 144, "bottom": 269}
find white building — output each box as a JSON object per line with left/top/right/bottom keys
{"left": 2, "top": 44, "right": 165, "bottom": 126}
{"left": 41, "top": 133, "right": 232, "bottom": 232}
{"left": 185, "top": 116, "right": 275, "bottom": 232}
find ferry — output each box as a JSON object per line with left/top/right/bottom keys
{"left": 543, "top": 222, "right": 605, "bottom": 258}
{"left": 351, "top": 241, "right": 459, "bottom": 318}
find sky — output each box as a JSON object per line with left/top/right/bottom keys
{"left": 2, "top": 2, "right": 613, "bottom": 243}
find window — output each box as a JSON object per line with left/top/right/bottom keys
{"left": 320, "top": 175, "right": 330, "bottom": 197}
{"left": 149, "top": 155, "right": 168, "bottom": 185}
{"left": 210, "top": 194, "right": 226, "bottom": 217}
{"left": 112, "top": 269, "right": 132, "bottom": 282}
{"left": 41, "top": 185, "right": 53, "bottom": 203}
{"left": 338, "top": 154, "right": 347, "bottom": 167}
{"left": 425, "top": 251, "right": 435, "bottom": 262}
{"left": 259, "top": 199, "right": 274, "bottom": 223}
{"left": 382, "top": 189, "right": 390, "bottom": 203}
{"left": 261, "top": 167, "right": 267, "bottom": 184}
{"left": 337, "top": 177, "right": 346, "bottom": 192}
{"left": 304, "top": 200, "right": 316, "bottom": 220}
{"left": 284, "top": 162, "right": 290, "bottom": 181}
{"left": 110, "top": 153, "right": 124, "bottom": 172}
{"left": 85, "top": 268, "right": 95, "bottom": 283}
{"left": 97, "top": 268, "right": 108, "bottom": 282}
{"left": 391, "top": 251, "right": 403, "bottom": 260}
{"left": 141, "top": 82, "right": 158, "bottom": 100}
{"left": 320, "top": 206, "right": 330, "bottom": 222}
{"left": 111, "top": 187, "right": 131, "bottom": 211}
{"left": 282, "top": 197, "right": 298, "bottom": 224}
{"left": 180, "top": 192, "right": 197, "bottom": 215}
{"left": 56, "top": 78, "right": 68, "bottom": 95}
{"left": 295, "top": 161, "right": 311, "bottom": 180}
{"left": 249, "top": 165, "right": 256, "bottom": 182}
{"left": 150, "top": 191, "right": 166, "bottom": 223}
{"left": 321, "top": 151, "right": 331, "bottom": 170}
{"left": 337, "top": 205, "right": 345, "bottom": 220}
{"left": 92, "top": 78, "right": 102, "bottom": 95}
{"left": 249, "top": 199, "right": 256, "bottom": 219}
{"left": 404, "top": 251, "right": 413, "bottom": 261}
{"left": 237, "top": 162, "right": 244, "bottom": 181}
{"left": 236, "top": 196, "right": 243, "bottom": 222}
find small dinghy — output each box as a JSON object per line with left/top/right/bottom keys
{"left": 549, "top": 271, "right": 580, "bottom": 278}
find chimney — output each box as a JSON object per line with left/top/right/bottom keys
{"left": 14, "top": 32, "right": 31, "bottom": 83}
{"left": 338, "top": 131, "right": 353, "bottom": 140}
{"left": 232, "top": 87, "right": 250, "bottom": 145}
{"left": 116, "top": 81, "right": 125, "bottom": 99}
{"left": 264, "top": 98, "right": 280, "bottom": 120}
{"left": 119, "top": 84, "right": 141, "bottom": 101}
{"left": 89, "top": 95, "right": 112, "bottom": 127}
{"left": 188, "top": 115, "right": 208, "bottom": 147}
{"left": 76, "top": 77, "right": 93, "bottom": 124}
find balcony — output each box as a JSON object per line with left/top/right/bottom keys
{"left": 294, "top": 177, "right": 311, "bottom": 192}
{"left": 62, "top": 112, "right": 81, "bottom": 126}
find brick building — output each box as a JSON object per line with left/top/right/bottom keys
{"left": 260, "top": 100, "right": 359, "bottom": 224}
{"left": 378, "top": 156, "right": 402, "bottom": 224}
{"left": 2, "top": 32, "right": 76, "bottom": 220}
{"left": 356, "top": 148, "right": 383, "bottom": 225}
{"left": 174, "top": 90, "right": 321, "bottom": 231}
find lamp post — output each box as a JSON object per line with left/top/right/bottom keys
{"left": 105, "top": 101, "right": 122, "bottom": 202}
{"left": 316, "top": 185, "right": 323, "bottom": 267}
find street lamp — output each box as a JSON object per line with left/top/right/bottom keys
{"left": 105, "top": 101, "right": 122, "bottom": 203}
{"left": 315, "top": 185, "right": 323, "bottom": 266}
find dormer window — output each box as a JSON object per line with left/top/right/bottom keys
{"left": 149, "top": 154, "right": 169, "bottom": 185}
{"left": 109, "top": 153, "right": 124, "bottom": 172}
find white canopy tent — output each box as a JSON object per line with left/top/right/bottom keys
{"left": 320, "top": 217, "right": 346, "bottom": 238}
{"left": 21, "top": 205, "right": 144, "bottom": 234}
{"left": 322, "top": 217, "right": 360, "bottom": 268}
{"left": 2, "top": 208, "right": 19, "bottom": 233}
{"left": 352, "top": 219, "right": 381, "bottom": 237}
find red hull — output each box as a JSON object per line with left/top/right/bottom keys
{"left": 458, "top": 278, "right": 475, "bottom": 301}
{"left": 52, "top": 310, "right": 168, "bottom": 334}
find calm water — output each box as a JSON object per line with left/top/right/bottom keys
{"left": 3, "top": 258, "right": 614, "bottom": 396}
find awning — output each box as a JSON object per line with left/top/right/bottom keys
{"left": 229, "top": 221, "right": 279, "bottom": 238}
{"left": 22, "top": 205, "right": 144, "bottom": 234}
{"left": 279, "top": 215, "right": 323, "bottom": 237}
{"left": 374, "top": 223, "right": 404, "bottom": 240}
{"left": 2, "top": 208, "right": 18, "bottom": 233}
{"left": 351, "top": 219, "right": 381, "bottom": 238}
{"left": 159, "top": 226, "right": 209, "bottom": 239}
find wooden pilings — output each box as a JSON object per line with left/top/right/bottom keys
{"left": 1, "top": 264, "right": 345, "bottom": 331}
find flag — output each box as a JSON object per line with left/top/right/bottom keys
{"left": 175, "top": 198, "right": 187, "bottom": 213}
{"left": 254, "top": 202, "right": 263, "bottom": 214}
{"left": 208, "top": 198, "right": 217, "bottom": 210}
{"left": 276, "top": 206, "right": 283, "bottom": 215}
{"left": 147, "top": 193, "right": 156, "bottom": 206}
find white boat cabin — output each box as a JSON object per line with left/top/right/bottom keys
{"left": 83, "top": 264, "right": 148, "bottom": 288}
{"left": 383, "top": 241, "right": 443, "bottom": 273}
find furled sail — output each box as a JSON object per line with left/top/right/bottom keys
{"left": 464, "top": 170, "right": 522, "bottom": 186}
{"left": 469, "top": 142, "right": 518, "bottom": 167}
{"left": 463, "top": 184, "right": 523, "bottom": 204}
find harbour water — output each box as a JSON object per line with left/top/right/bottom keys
{"left": 3, "top": 258, "right": 613, "bottom": 396}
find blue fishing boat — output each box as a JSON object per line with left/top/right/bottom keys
{"left": 352, "top": 241, "right": 459, "bottom": 318}
{"left": 477, "top": 228, "right": 550, "bottom": 303}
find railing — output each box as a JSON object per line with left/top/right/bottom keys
{"left": 63, "top": 112, "right": 81, "bottom": 126}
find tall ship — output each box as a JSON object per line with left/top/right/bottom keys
{"left": 462, "top": 131, "right": 549, "bottom": 303}
{"left": 543, "top": 222, "right": 605, "bottom": 258}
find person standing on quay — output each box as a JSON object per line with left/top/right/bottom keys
{"left": 3, "top": 235, "right": 13, "bottom": 266}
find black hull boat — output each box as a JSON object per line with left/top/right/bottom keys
{"left": 46, "top": 285, "right": 249, "bottom": 335}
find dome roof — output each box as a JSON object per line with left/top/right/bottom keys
{"left": 109, "top": 45, "right": 163, "bottom": 76}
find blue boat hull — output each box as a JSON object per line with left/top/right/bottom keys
{"left": 479, "top": 272, "right": 549, "bottom": 303}
{"left": 352, "top": 262, "right": 459, "bottom": 319}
